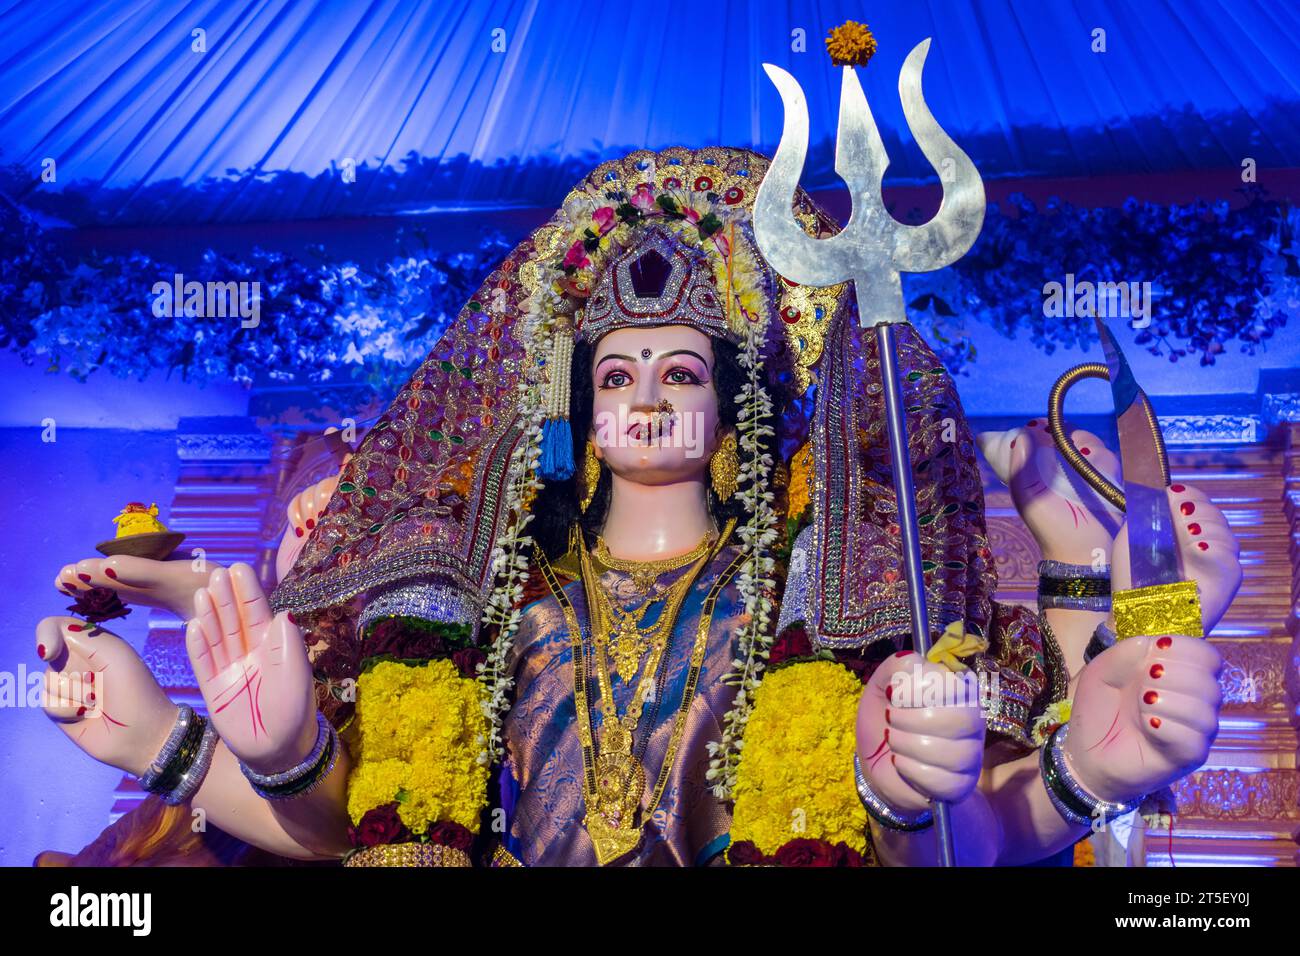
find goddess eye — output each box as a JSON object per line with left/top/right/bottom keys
{"left": 600, "top": 369, "right": 632, "bottom": 388}
{"left": 664, "top": 367, "right": 702, "bottom": 385}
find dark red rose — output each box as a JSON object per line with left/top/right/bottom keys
{"left": 67, "top": 587, "right": 130, "bottom": 625}
{"left": 774, "top": 838, "right": 836, "bottom": 867}
{"left": 832, "top": 842, "right": 864, "bottom": 867}
{"left": 451, "top": 646, "right": 486, "bottom": 679}
{"left": 348, "top": 802, "right": 412, "bottom": 848}
{"left": 769, "top": 625, "right": 812, "bottom": 666}
{"left": 726, "top": 841, "right": 767, "bottom": 866}
{"left": 427, "top": 820, "right": 474, "bottom": 852}
{"left": 365, "top": 618, "right": 448, "bottom": 661}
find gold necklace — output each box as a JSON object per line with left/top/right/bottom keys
{"left": 589, "top": 539, "right": 709, "bottom": 683}
{"left": 537, "top": 521, "right": 736, "bottom": 866}
{"left": 592, "top": 533, "right": 715, "bottom": 593}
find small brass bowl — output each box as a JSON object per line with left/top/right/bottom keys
{"left": 95, "top": 531, "right": 186, "bottom": 561}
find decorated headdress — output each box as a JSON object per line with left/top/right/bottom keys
{"left": 270, "top": 146, "right": 996, "bottom": 782}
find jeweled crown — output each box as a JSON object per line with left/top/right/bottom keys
{"left": 577, "top": 228, "right": 733, "bottom": 343}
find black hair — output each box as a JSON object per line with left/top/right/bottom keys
{"left": 532, "top": 332, "right": 768, "bottom": 561}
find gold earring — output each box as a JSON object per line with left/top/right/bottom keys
{"left": 581, "top": 441, "right": 601, "bottom": 512}
{"left": 710, "top": 432, "right": 739, "bottom": 502}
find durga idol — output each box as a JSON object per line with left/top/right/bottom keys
{"left": 38, "top": 142, "right": 1240, "bottom": 867}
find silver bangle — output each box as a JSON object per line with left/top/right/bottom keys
{"left": 1040, "top": 723, "right": 1140, "bottom": 827}
{"left": 239, "top": 711, "right": 333, "bottom": 794}
{"left": 853, "top": 753, "right": 933, "bottom": 832}
{"left": 138, "top": 704, "right": 194, "bottom": 792}
{"left": 163, "top": 718, "right": 219, "bottom": 806}
{"left": 1083, "top": 621, "right": 1117, "bottom": 664}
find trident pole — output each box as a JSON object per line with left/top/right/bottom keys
{"left": 753, "top": 39, "right": 987, "bottom": 867}
{"left": 875, "top": 321, "right": 956, "bottom": 866}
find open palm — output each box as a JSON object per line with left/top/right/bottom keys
{"left": 185, "top": 564, "right": 316, "bottom": 775}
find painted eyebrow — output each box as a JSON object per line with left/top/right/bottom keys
{"left": 658, "top": 349, "right": 709, "bottom": 366}
{"left": 594, "top": 354, "right": 636, "bottom": 370}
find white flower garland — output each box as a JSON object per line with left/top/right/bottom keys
{"left": 706, "top": 314, "right": 780, "bottom": 800}
{"left": 475, "top": 295, "right": 550, "bottom": 766}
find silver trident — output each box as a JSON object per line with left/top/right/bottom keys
{"left": 753, "top": 38, "right": 986, "bottom": 867}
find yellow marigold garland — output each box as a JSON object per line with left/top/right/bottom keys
{"left": 346, "top": 659, "right": 490, "bottom": 835}
{"left": 730, "top": 660, "right": 868, "bottom": 855}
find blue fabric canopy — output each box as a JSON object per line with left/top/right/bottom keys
{"left": 1, "top": 0, "right": 1298, "bottom": 223}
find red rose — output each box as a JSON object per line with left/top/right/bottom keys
{"left": 832, "top": 842, "right": 864, "bottom": 867}
{"left": 452, "top": 646, "right": 486, "bottom": 679}
{"left": 769, "top": 625, "right": 812, "bottom": 666}
{"left": 427, "top": 820, "right": 474, "bottom": 852}
{"left": 67, "top": 587, "right": 131, "bottom": 625}
{"left": 774, "top": 838, "right": 836, "bottom": 867}
{"left": 726, "top": 841, "right": 767, "bottom": 866}
{"left": 349, "top": 803, "right": 412, "bottom": 848}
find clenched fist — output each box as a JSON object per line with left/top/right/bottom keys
{"left": 1065, "top": 633, "right": 1223, "bottom": 805}
{"left": 855, "top": 651, "right": 986, "bottom": 815}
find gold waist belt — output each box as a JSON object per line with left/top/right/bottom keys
{"left": 343, "top": 842, "right": 472, "bottom": 868}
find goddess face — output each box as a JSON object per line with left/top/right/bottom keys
{"left": 589, "top": 324, "right": 725, "bottom": 486}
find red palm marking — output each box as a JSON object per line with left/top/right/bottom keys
{"left": 213, "top": 664, "right": 265, "bottom": 739}
{"left": 1086, "top": 709, "right": 1121, "bottom": 751}
{"left": 252, "top": 674, "right": 268, "bottom": 737}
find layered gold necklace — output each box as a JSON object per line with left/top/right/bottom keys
{"left": 538, "top": 520, "right": 739, "bottom": 866}
{"left": 590, "top": 533, "right": 714, "bottom": 682}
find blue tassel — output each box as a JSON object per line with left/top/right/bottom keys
{"left": 539, "top": 417, "right": 575, "bottom": 481}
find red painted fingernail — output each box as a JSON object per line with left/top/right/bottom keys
{"left": 295, "top": 527, "right": 304, "bottom": 537}
{"left": 1180, "top": 501, "right": 1195, "bottom": 516}
{"left": 885, "top": 685, "right": 894, "bottom": 702}
{"left": 104, "top": 568, "right": 117, "bottom": 580}
{"left": 1150, "top": 664, "right": 1164, "bottom": 679}
{"left": 1149, "top": 717, "right": 1162, "bottom": 729}
{"left": 1171, "top": 483, "right": 1185, "bottom": 493}
{"left": 87, "top": 693, "right": 95, "bottom": 703}
{"left": 895, "top": 650, "right": 914, "bottom": 658}
{"left": 1010, "top": 438, "right": 1017, "bottom": 449}
{"left": 883, "top": 728, "right": 890, "bottom": 742}
{"left": 86, "top": 672, "right": 94, "bottom": 683}
{"left": 1027, "top": 419, "right": 1038, "bottom": 427}
{"left": 1080, "top": 447, "right": 1091, "bottom": 456}
{"left": 76, "top": 706, "right": 86, "bottom": 717}
{"left": 287, "top": 611, "right": 298, "bottom": 625}
{"left": 1187, "top": 523, "right": 1202, "bottom": 536}
{"left": 885, "top": 708, "right": 891, "bottom": 724}
{"left": 67, "top": 624, "right": 85, "bottom": 632}
{"left": 77, "top": 573, "right": 92, "bottom": 583}
{"left": 36, "top": 644, "right": 45, "bottom": 659}
{"left": 306, "top": 518, "right": 316, "bottom": 529}
{"left": 1157, "top": 637, "right": 1173, "bottom": 650}
{"left": 1144, "top": 690, "right": 1159, "bottom": 705}
{"left": 1197, "top": 541, "right": 1210, "bottom": 551}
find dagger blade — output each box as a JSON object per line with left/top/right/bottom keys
{"left": 1094, "top": 319, "right": 1180, "bottom": 589}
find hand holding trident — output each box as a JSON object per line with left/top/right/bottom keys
{"left": 753, "top": 37, "right": 986, "bottom": 866}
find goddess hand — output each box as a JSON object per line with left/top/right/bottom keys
{"left": 976, "top": 419, "right": 1121, "bottom": 566}
{"left": 274, "top": 469, "right": 347, "bottom": 583}
{"left": 36, "top": 616, "right": 177, "bottom": 777}
{"left": 1111, "top": 483, "right": 1241, "bottom": 634}
{"left": 56, "top": 555, "right": 220, "bottom": 621}
{"left": 185, "top": 564, "right": 316, "bottom": 775}
{"left": 1066, "top": 633, "right": 1222, "bottom": 805}
{"left": 855, "top": 651, "right": 986, "bottom": 815}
